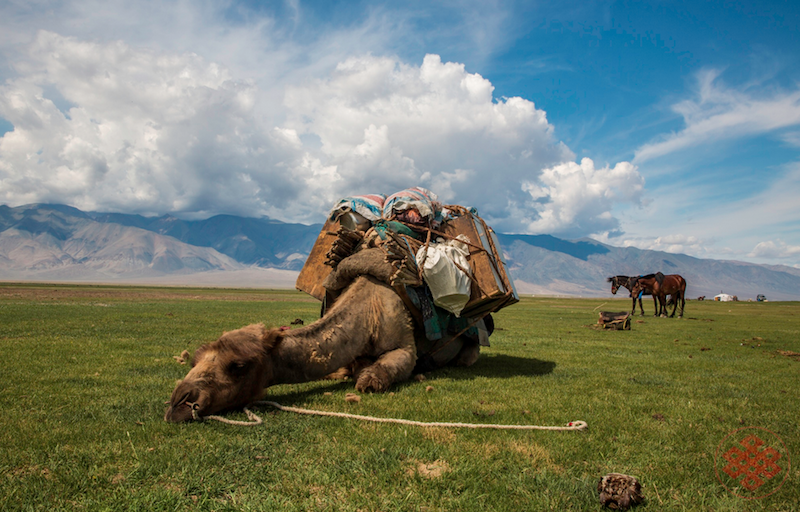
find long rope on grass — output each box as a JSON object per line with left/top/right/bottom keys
{"left": 197, "top": 401, "right": 588, "bottom": 431}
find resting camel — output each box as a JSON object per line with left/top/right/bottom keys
{"left": 165, "top": 249, "right": 483, "bottom": 423}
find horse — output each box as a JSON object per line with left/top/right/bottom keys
{"left": 607, "top": 275, "right": 658, "bottom": 316}
{"left": 630, "top": 273, "right": 686, "bottom": 318}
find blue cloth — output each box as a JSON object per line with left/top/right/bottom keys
{"left": 405, "top": 285, "right": 477, "bottom": 343}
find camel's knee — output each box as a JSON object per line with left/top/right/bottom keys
{"left": 356, "top": 346, "right": 415, "bottom": 393}
{"left": 355, "top": 364, "right": 392, "bottom": 393}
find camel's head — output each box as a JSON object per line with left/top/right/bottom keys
{"left": 164, "top": 323, "right": 282, "bottom": 422}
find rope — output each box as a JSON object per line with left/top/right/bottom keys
{"left": 196, "top": 400, "right": 588, "bottom": 431}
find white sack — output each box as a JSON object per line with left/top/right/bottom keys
{"left": 416, "top": 235, "right": 472, "bottom": 316}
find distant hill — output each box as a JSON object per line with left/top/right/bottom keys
{"left": 90, "top": 211, "right": 322, "bottom": 270}
{"left": 0, "top": 204, "right": 244, "bottom": 281}
{"left": 498, "top": 235, "right": 800, "bottom": 300}
{"left": 2, "top": 203, "right": 799, "bottom": 300}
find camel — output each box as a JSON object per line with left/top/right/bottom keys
{"left": 165, "top": 249, "right": 483, "bottom": 422}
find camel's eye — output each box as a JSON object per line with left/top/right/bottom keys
{"left": 227, "top": 361, "right": 251, "bottom": 376}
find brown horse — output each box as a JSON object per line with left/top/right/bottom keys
{"left": 607, "top": 275, "right": 656, "bottom": 316}
{"left": 630, "top": 273, "right": 686, "bottom": 318}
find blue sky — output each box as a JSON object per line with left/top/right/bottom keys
{"left": 1, "top": 0, "right": 799, "bottom": 267}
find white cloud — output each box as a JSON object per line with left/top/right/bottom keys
{"left": 781, "top": 130, "right": 800, "bottom": 148}
{"left": 606, "top": 233, "right": 711, "bottom": 257}
{"left": 749, "top": 240, "right": 800, "bottom": 260}
{"left": 0, "top": 33, "right": 640, "bottom": 237}
{"left": 520, "top": 158, "right": 644, "bottom": 237}
{"left": 635, "top": 69, "right": 800, "bottom": 163}
{"left": 0, "top": 31, "right": 303, "bottom": 217}
{"left": 283, "top": 53, "right": 580, "bottom": 228}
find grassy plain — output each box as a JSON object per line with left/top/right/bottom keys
{"left": 0, "top": 283, "right": 798, "bottom": 511}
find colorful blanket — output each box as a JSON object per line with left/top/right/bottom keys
{"left": 329, "top": 194, "right": 386, "bottom": 222}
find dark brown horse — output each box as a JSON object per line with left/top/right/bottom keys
{"left": 630, "top": 273, "right": 686, "bottom": 318}
{"left": 607, "top": 275, "right": 657, "bottom": 316}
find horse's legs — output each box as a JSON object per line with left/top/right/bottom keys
{"left": 652, "top": 295, "right": 659, "bottom": 317}
{"left": 630, "top": 297, "right": 636, "bottom": 316}
{"left": 669, "top": 293, "right": 678, "bottom": 317}
{"left": 638, "top": 297, "right": 644, "bottom": 316}
{"left": 659, "top": 294, "right": 667, "bottom": 317}
{"left": 679, "top": 290, "right": 685, "bottom": 318}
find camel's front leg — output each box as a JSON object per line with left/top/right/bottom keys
{"left": 356, "top": 344, "right": 416, "bottom": 393}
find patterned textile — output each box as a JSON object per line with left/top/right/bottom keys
{"left": 383, "top": 187, "right": 447, "bottom": 226}
{"left": 406, "top": 285, "right": 477, "bottom": 342}
{"left": 329, "top": 194, "right": 386, "bottom": 222}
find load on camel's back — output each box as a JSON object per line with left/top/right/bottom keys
{"left": 297, "top": 187, "right": 519, "bottom": 369}
{"left": 166, "top": 187, "right": 518, "bottom": 422}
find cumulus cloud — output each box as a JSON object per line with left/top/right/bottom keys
{"left": 283, "top": 53, "right": 576, "bottom": 229}
{"left": 593, "top": 232, "right": 723, "bottom": 260}
{"left": 0, "top": 31, "right": 312, "bottom": 218}
{"left": 520, "top": 158, "right": 644, "bottom": 237}
{"left": 749, "top": 240, "right": 800, "bottom": 260}
{"left": 635, "top": 69, "right": 800, "bottom": 163}
{"left": 0, "top": 33, "right": 641, "bottom": 237}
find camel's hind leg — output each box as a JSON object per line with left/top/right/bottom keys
{"left": 356, "top": 344, "right": 416, "bottom": 393}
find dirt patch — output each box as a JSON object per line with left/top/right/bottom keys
{"left": 777, "top": 350, "right": 800, "bottom": 361}
{"left": 407, "top": 459, "right": 451, "bottom": 479}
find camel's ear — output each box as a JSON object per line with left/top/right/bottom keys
{"left": 190, "top": 345, "right": 209, "bottom": 367}
{"left": 261, "top": 328, "right": 284, "bottom": 351}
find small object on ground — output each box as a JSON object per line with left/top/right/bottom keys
{"left": 425, "top": 386, "right": 434, "bottom": 392}
{"left": 345, "top": 393, "right": 361, "bottom": 403}
{"left": 414, "top": 374, "right": 426, "bottom": 382}
{"left": 173, "top": 350, "right": 191, "bottom": 364}
{"left": 290, "top": 318, "right": 304, "bottom": 325}
{"left": 598, "top": 473, "right": 644, "bottom": 510}
{"left": 595, "top": 311, "right": 631, "bottom": 330}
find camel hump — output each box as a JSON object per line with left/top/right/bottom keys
{"left": 322, "top": 248, "right": 395, "bottom": 291}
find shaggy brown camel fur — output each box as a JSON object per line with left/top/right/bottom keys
{"left": 165, "top": 275, "right": 417, "bottom": 422}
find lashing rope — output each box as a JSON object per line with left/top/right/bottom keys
{"left": 193, "top": 401, "right": 588, "bottom": 431}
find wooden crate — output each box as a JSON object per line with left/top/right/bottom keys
{"left": 441, "top": 211, "right": 518, "bottom": 318}
{"left": 295, "top": 219, "right": 339, "bottom": 301}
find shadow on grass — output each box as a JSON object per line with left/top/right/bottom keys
{"left": 263, "top": 354, "right": 556, "bottom": 406}
{"left": 456, "top": 353, "right": 556, "bottom": 379}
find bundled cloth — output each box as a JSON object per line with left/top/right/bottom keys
{"left": 415, "top": 235, "right": 472, "bottom": 316}
{"left": 329, "top": 194, "right": 386, "bottom": 222}
{"left": 383, "top": 187, "right": 448, "bottom": 227}
{"left": 299, "top": 188, "right": 518, "bottom": 319}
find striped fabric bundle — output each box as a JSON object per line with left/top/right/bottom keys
{"left": 383, "top": 187, "right": 446, "bottom": 226}
{"left": 329, "top": 194, "right": 387, "bottom": 222}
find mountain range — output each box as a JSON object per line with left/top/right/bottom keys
{"left": 2, "top": 203, "right": 799, "bottom": 301}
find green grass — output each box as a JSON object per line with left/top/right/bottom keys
{"left": 1, "top": 283, "right": 798, "bottom": 511}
